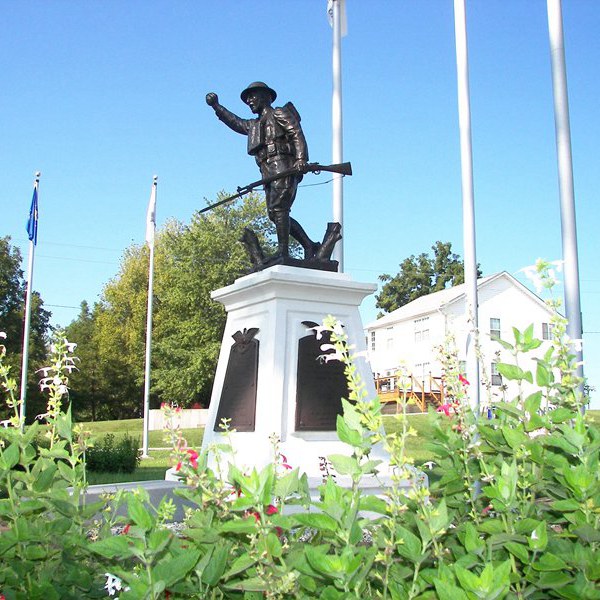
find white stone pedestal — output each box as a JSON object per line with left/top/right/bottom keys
{"left": 200, "top": 266, "right": 387, "bottom": 480}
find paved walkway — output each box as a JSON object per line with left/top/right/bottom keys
{"left": 84, "top": 479, "right": 193, "bottom": 522}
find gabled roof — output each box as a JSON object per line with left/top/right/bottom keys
{"left": 366, "top": 271, "right": 552, "bottom": 329}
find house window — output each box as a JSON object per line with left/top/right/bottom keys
{"left": 414, "top": 317, "right": 430, "bottom": 343}
{"left": 386, "top": 327, "right": 394, "bottom": 350}
{"left": 491, "top": 362, "right": 502, "bottom": 386}
{"left": 490, "top": 318, "right": 501, "bottom": 340}
{"left": 542, "top": 322, "right": 554, "bottom": 341}
{"left": 370, "top": 331, "right": 376, "bottom": 351}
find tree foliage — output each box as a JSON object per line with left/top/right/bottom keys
{"left": 376, "top": 241, "right": 482, "bottom": 314}
{"left": 65, "top": 193, "right": 273, "bottom": 418}
{"left": 0, "top": 236, "right": 51, "bottom": 420}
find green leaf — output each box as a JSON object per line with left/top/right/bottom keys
{"left": 223, "top": 553, "right": 256, "bottom": 579}
{"left": 549, "top": 407, "right": 575, "bottom": 423}
{"left": 273, "top": 467, "right": 299, "bottom": 498}
{"left": 433, "top": 580, "right": 470, "bottom": 600}
{"left": 358, "top": 494, "right": 388, "bottom": 515}
{"left": 395, "top": 525, "right": 422, "bottom": 559}
{"left": 265, "top": 532, "right": 282, "bottom": 558}
{"left": 89, "top": 536, "right": 134, "bottom": 558}
{"left": 533, "top": 570, "right": 572, "bottom": 589}
{"left": 454, "top": 565, "right": 481, "bottom": 592}
{"left": 496, "top": 363, "right": 533, "bottom": 383}
{"left": 328, "top": 454, "right": 361, "bottom": 477}
{"left": 536, "top": 361, "right": 553, "bottom": 387}
{"left": 223, "top": 577, "right": 268, "bottom": 592}
{"left": 528, "top": 522, "right": 548, "bottom": 551}
{"left": 32, "top": 464, "right": 58, "bottom": 493}
{"left": 201, "top": 543, "right": 229, "bottom": 586}
{"left": 463, "top": 522, "right": 483, "bottom": 554}
{"left": 524, "top": 391, "right": 542, "bottom": 415}
{"left": 127, "top": 495, "right": 153, "bottom": 531}
{"left": 304, "top": 546, "right": 343, "bottom": 577}
{"left": 501, "top": 426, "right": 528, "bottom": 449}
{"left": 573, "top": 523, "right": 600, "bottom": 543}
{"left": 336, "top": 414, "right": 363, "bottom": 447}
{"left": 504, "top": 542, "right": 529, "bottom": 563}
{"left": 551, "top": 499, "right": 581, "bottom": 512}
{"left": 0, "top": 443, "right": 20, "bottom": 470}
{"left": 220, "top": 516, "right": 258, "bottom": 534}
{"left": 292, "top": 512, "right": 339, "bottom": 532}
{"left": 532, "top": 553, "right": 569, "bottom": 572}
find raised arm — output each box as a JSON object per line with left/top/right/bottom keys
{"left": 206, "top": 92, "right": 251, "bottom": 136}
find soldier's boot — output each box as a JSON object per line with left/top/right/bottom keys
{"left": 274, "top": 213, "right": 291, "bottom": 258}
{"left": 290, "top": 218, "right": 320, "bottom": 259}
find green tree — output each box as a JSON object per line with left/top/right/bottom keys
{"left": 65, "top": 192, "right": 273, "bottom": 419}
{"left": 376, "top": 241, "right": 482, "bottom": 314}
{"left": 0, "top": 236, "right": 51, "bottom": 420}
{"left": 152, "top": 193, "right": 273, "bottom": 407}
{"left": 64, "top": 301, "right": 103, "bottom": 421}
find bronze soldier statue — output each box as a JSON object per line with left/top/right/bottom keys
{"left": 206, "top": 82, "right": 319, "bottom": 259}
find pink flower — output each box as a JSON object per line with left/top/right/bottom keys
{"left": 459, "top": 374, "right": 470, "bottom": 386}
{"left": 437, "top": 403, "right": 453, "bottom": 417}
{"left": 186, "top": 449, "right": 199, "bottom": 469}
{"left": 266, "top": 504, "right": 278, "bottom": 516}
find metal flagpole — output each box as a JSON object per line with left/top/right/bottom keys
{"left": 453, "top": 0, "right": 480, "bottom": 412}
{"left": 142, "top": 176, "right": 157, "bottom": 458}
{"left": 19, "top": 172, "right": 41, "bottom": 429}
{"left": 546, "top": 0, "right": 584, "bottom": 399}
{"left": 330, "top": 0, "right": 345, "bottom": 271}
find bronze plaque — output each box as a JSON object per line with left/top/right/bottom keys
{"left": 295, "top": 323, "right": 349, "bottom": 431}
{"left": 214, "top": 328, "right": 259, "bottom": 432}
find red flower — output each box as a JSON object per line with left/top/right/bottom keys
{"left": 175, "top": 461, "right": 182, "bottom": 472}
{"left": 265, "top": 504, "right": 278, "bottom": 516}
{"left": 186, "top": 449, "right": 199, "bottom": 469}
{"left": 437, "top": 403, "right": 453, "bottom": 416}
{"left": 165, "top": 591, "right": 171, "bottom": 599}
{"left": 459, "top": 374, "right": 470, "bottom": 386}
{"left": 121, "top": 524, "right": 131, "bottom": 535}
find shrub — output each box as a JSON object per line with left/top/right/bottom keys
{"left": 86, "top": 433, "right": 140, "bottom": 473}
{"left": 0, "top": 261, "right": 598, "bottom": 599}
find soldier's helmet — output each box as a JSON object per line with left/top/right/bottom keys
{"left": 241, "top": 82, "right": 277, "bottom": 104}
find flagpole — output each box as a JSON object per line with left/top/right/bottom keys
{"left": 331, "top": 0, "right": 344, "bottom": 271}
{"left": 19, "top": 172, "right": 41, "bottom": 429}
{"left": 453, "top": 0, "right": 480, "bottom": 412}
{"left": 142, "top": 175, "right": 157, "bottom": 458}
{"left": 546, "top": 0, "right": 584, "bottom": 401}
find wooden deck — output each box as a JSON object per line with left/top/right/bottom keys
{"left": 374, "top": 372, "right": 445, "bottom": 413}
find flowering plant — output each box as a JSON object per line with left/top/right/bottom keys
{"left": 0, "top": 261, "right": 598, "bottom": 598}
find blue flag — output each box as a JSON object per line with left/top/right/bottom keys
{"left": 26, "top": 187, "right": 38, "bottom": 245}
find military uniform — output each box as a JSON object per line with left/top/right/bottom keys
{"left": 212, "top": 101, "right": 308, "bottom": 219}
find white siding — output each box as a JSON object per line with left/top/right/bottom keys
{"left": 365, "top": 273, "right": 555, "bottom": 407}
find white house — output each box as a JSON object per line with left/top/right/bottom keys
{"left": 364, "top": 272, "right": 557, "bottom": 411}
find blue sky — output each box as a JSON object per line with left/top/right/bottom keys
{"left": 2, "top": 1, "right": 599, "bottom": 407}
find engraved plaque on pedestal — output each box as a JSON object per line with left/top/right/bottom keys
{"left": 295, "top": 321, "right": 349, "bottom": 431}
{"left": 214, "top": 328, "right": 259, "bottom": 432}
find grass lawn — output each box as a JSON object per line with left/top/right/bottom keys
{"left": 80, "top": 409, "right": 600, "bottom": 484}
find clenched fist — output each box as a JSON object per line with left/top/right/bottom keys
{"left": 205, "top": 92, "right": 219, "bottom": 107}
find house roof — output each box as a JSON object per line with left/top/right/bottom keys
{"left": 366, "top": 271, "right": 552, "bottom": 329}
